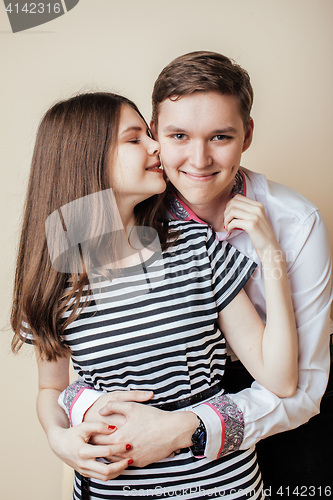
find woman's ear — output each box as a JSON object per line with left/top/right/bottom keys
{"left": 150, "top": 120, "right": 158, "bottom": 141}
{"left": 242, "top": 118, "right": 254, "bottom": 153}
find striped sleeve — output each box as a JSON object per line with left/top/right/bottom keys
{"left": 206, "top": 229, "right": 257, "bottom": 312}
{"left": 20, "top": 321, "right": 35, "bottom": 344}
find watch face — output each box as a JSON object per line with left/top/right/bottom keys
{"left": 191, "top": 420, "right": 207, "bottom": 455}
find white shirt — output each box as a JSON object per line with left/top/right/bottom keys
{"left": 191, "top": 168, "right": 333, "bottom": 457}
{"left": 59, "top": 168, "right": 333, "bottom": 459}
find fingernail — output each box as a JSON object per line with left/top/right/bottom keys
{"left": 127, "top": 459, "right": 133, "bottom": 466}
{"left": 108, "top": 425, "right": 116, "bottom": 430}
{"left": 144, "top": 391, "right": 153, "bottom": 396}
{"left": 126, "top": 443, "right": 132, "bottom": 451}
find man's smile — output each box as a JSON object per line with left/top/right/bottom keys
{"left": 180, "top": 171, "right": 220, "bottom": 181}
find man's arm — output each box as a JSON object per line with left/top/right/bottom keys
{"left": 193, "top": 210, "right": 332, "bottom": 453}
{"left": 58, "top": 382, "right": 155, "bottom": 426}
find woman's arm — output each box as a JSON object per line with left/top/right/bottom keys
{"left": 220, "top": 195, "right": 298, "bottom": 397}
{"left": 36, "top": 351, "right": 132, "bottom": 481}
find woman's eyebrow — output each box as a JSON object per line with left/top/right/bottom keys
{"left": 120, "top": 126, "right": 143, "bottom": 135}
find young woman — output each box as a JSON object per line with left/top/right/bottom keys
{"left": 11, "top": 92, "right": 297, "bottom": 500}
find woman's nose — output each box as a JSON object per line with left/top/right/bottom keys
{"left": 148, "top": 137, "right": 160, "bottom": 155}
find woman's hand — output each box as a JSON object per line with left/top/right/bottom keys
{"left": 35, "top": 359, "right": 140, "bottom": 481}
{"left": 224, "top": 194, "right": 280, "bottom": 259}
{"left": 48, "top": 421, "right": 132, "bottom": 481}
{"left": 90, "top": 402, "right": 199, "bottom": 467}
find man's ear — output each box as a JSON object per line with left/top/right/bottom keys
{"left": 242, "top": 118, "right": 254, "bottom": 153}
{"left": 150, "top": 120, "right": 158, "bottom": 140}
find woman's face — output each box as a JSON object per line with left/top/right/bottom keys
{"left": 109, "top": 105, "right": 166, "bottom": 207}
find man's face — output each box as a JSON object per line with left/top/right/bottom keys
{"left": 151, "top": 92, "right": 253, "bottom": 210}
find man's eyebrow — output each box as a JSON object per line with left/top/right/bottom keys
{"left": 211, "top": 127, "right": 238, "bottom": 134}
{"left": 162, "top": 126, "right": 188, "bottom": 133}
{"left": 162, "top": 126, "right": 238, "bottom": 134}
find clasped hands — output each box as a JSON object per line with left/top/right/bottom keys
{"left": 62, "top": 389, "right": 198, "bottom": 481}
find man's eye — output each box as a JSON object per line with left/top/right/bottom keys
{"left": 212, "top": 135, "right": 232, "bottom": 141}
{"left": 172, "top": 134, "right": 186, "bottom": 140}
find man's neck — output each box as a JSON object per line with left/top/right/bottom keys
{"left": 177, "top": 188, "right": 233, "bottom": 233}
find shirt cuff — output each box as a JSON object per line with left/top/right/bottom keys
{"left": 190, "top": 403, "right": 224, "bottom": 459}
{"left": 58, "top": 381, "right": 102, "bottom": 427}
{"left": 192, "top": 394, "right": 244, "bottom": 459}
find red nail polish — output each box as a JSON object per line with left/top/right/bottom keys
{"left": 108, "top": 425, "right": 116, "bottom": 430}
{"left": 126, "top": 443, "right": 132, "bottom": 451}
{"left": 128, "top": 459, "right": 133, "bottom": 465}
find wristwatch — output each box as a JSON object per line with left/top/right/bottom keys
{"left": 190, "top": 417, "right": 207, "bottom": 456}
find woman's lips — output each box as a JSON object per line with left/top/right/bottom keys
{"left": 146, "top": 162, "right": 163, "bottom": 173}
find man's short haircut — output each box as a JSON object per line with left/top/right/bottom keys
{"left": 152, "top": 51, "right": 254, "bottom": 130}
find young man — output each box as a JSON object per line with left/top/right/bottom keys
{"left": 59, "top": 52, "right": 332, "bottom": 494}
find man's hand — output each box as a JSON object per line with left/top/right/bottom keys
{"left": 83, "top": 389, "right": 154, "bottom": 428}
{"left": 91, "top": 401, "right": 199, "bottom": 467}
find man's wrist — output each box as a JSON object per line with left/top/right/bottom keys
{"left": 70, "top": 388, "right": 102, "bottom": 426}
{"left": 190, "top": 417, "right": 207, "bottom": 456}
{"left": 171, "top": 411, "right": 199, "bottom": 450}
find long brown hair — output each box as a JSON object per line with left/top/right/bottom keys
{"left": 11, "top": 92, "right": 171, "bottom": 361}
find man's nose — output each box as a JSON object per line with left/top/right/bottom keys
{"left": 188, "top": 141, "right": 212, "bottom": 169}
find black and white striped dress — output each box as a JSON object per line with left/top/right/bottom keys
{"left": 62, "top": 221, "right": 263, "bottom": 499}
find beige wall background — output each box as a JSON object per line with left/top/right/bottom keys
{"left": 1, "top": 1, "right": 332, "bottom": 498}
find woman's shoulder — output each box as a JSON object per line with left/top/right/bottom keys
{"left": 167, "top": 219, "right": 210, "bottom": 233}
{"left": 165, "top": 219, "right": 215, "bottom": 253}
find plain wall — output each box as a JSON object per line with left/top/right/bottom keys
{"left": 1, "top": 1, "right": 332, "bottom": 498}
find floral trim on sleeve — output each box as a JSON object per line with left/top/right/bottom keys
{"left": 61, "top": 380, "right": 93, "bottom": 416}
{"left": 207, "top": 394, "right": 244, "bottom": 457}
{"left": 231, "top": 169, "right": 245, "bottom": 197}
{"left": 165, "top": 189, "right": 191, "bottom": 220}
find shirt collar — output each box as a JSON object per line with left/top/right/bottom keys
{"left": 164, "top": 169, "right": 247, "bottom": 225}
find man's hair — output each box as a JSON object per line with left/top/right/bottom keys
{"left": 152, "top": 51, "right": 254, "bottom": 130}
